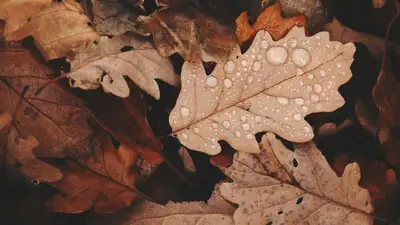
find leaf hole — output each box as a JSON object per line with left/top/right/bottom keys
{"left": 292, "top": 158, "right": 299, "bottom": 167}
{"left": 93, "top": 40, "right": 98, "bottom": 44}
{"left": 87, "top": 22, "right": 93, "bottom": 27}
{"left": 108, "top": 133, "right": 120, "bottom": 149}
{"left": 120, "top": 46, "right": 134, "bottom": 52}
{"left": 57, "top": 0, "right": 62, "bottom": 2}
{"left": 266, "top": 222, "right": 272, "bottom": 225}
{"left": 76, "top": 0, "right": 81, "bottom": 2}
{"left": 278, "top": 210, "right": 283, "bottom": 215}
{"left": 31, "top": 179, "right": 40, "bottom": 185}
{"left": 296, "top": 197, "right": 303, "bottom": 204}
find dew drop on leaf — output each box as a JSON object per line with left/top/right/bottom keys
{"left": 319, "top": 69, "right": 326, "bottom": 77}
{"left": 235, "top": 131, "right": 242, "bottom": 137}
{"left": 252, "top": 61, "right": 261, "bottom": 71}
{"left": 224, "top": 79, "right": 233, "bottom": 88}
{"left": 223, "top": 121, "right": 231, "bottom": 129}
{"left": 291, "top": 48, "right": 311, "bottom": 67}
{"left": 310, "top": 94, "right": 320, "bottom": 103}
{"left": 242, "top": 123, "right": 250, "bottom": 130}
{"left": 180, "top": 107, "right": 190, "bottom": 116}
{"left": 206, "top": 76, "right": 218, "bottom": 87}
{"left": 261, "top": 40, "right": 269, "bottom": 49}
{"left": 314, "top": 84, "right": 322, "bottom": 93}
{"left": 293, "top": 113, "right": 302, "bottom": 121}
{"left": 294, "top": 98, "right": 305, "bottom": 105}
{"left": 266, "top": 46, "right": 288, "bottom": 66}
{"left": 277, "top": 97, "right": 289, "bottom": 105}
{"left": 224, "top": 61, "right": 235, "bottom": 73}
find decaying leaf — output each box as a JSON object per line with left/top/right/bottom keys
{"left": 68, "top": 34, "right": 179, "bottom": 99}
{"left": 169, "top": 27, "right": 355, "bottom": 155}
{"left": 48, "top": 132, "right": 143, "bottom": 214}
{"left": 373, "top": 0, "right": 387, "bottom": 8}
{"left": 6, "top": 128, "right": 63, "bottom": 183}
{"left": 0, "top": 48, "right": 94, "bottom": 160}
{"left": 91, "top": 0, "right": 144, "bottom": 36}
{"left": 178, "top": 147, "right": 196, "bottom": 173}
{"left": 0, "top": 0, "right": 100, "bottom": 60}
{"left": 0, "top": 112, "right": 11, "bottom": 131}
{"left": 137, "top": 8, "right": 237, "bottom": 62}
{"left": 220, "top": 133, "right": 374, "bottom": 225}
{"left": 125, "top": 188, "right": 234, "bottom": 224}
{"left": 235, "top": 3, "right": 307, "bottom": 45}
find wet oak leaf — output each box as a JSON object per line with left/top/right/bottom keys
{"left": 0, "top": 0, "right": 100, "bottom": 60}
{"left": 0, "top": 49, "right": 94, "bottom": 159}
{"left": 137, "top": 8, "right": 236, "bottom": 62}
{"left": 235, "top": 3, "right": 307, "bottom": 45}
{"left": 68, "top": 34, "right": 179, "bottom": 99}
{"left": 169, "top": 27, "right": 355, "bottom": 155}
{"left": 125, "top": 189, "right": 234, "bottom": 224}
{"left": 6, "top": 128, "right": 63, "bottom": 183}
{"left": 220, "top": 133, "right": 374, "bottom": 225}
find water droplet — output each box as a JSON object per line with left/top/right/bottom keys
{"left": 266, "top": 46, "right": 288, "bottom": 66}
{"left": 193, "top": 128, "right": 200, "bottom": 133}
{"left": 211, "top": 145, "right": 215, "bottom": 148}
{"left": 302, "top": 106, "right": 308, "bottom": 112}
{"left": 294, "top": 98, "right": 305, "bottom": 105}
{"left": 319, "top": 69, "right": 326, "bottom": 77}
{"left": 235, "top": 131, "right": 242, "bottom": 137}
{"left": 240, "top": 115, "right": 247, "bottom": 122}
{"left": 243, "top": 85, "right": 248, "bottom": 90}
{"left": 223, "top": 121, "right": 231, "bottom": 129}
{"left": 253, "top": 61, "right": 261, "bottom": 71}
{"left": 310, "top": 94, "right": 320, "bottom": 102}
{"left": 246, "top": 133, "right": 253, "bottom": 139}
{"left": 236, "top": 72, "right": 241, "bottom": 77}
{"left": 181, "top": 133, "right": 188, "bottom": 139}
{"left": 289, "top": 39, "right": 298, "bottom": 47}
{"left": 296, "top": 69, "right": 304, "bottom": 75}
{"left": 224, "top": 79, "right": 232, "bottom": 88}
{"left": 242, "top": 123, "right": 250, "bottom": 130}
{"left": 257, "top": 54, "right": 263, "bottom": 60}
{"left": 307, "top": 74, "right": 314, "bottom": 80}
{"left": 261, "top": 40, "right": 269, "bottom": 49}
{"left": 241, "top": 60, "right": 248, "bottom": 67}
{"left": 291, "top": 48, "right": 311, "bottom": 67}
{"left": 306, "top": 86, "right": 312, "bottom": 92}
{"left": 180, "top": 107, "right": 190, "bottom": 116}
{"left": 315, "top": 35, "right": 321, "bottom": 40}
{"left": 293, "top": 113, "right": 302, "bottom": 121}
{"left": 224, "top": 61, "right": 235, "bottom": 73}
{"left": 212, "top": 123, "right": 218, "bottom": 128}
{"left": 247, "top": 76, "right": 253, "bottom": 83}
{"left": 314, "top": 84, "right": 322, "bottom": 93}
{"left": 277, "top": 97, "right": 289, "bottom": 105}
{"left": 255, "top": 116, "right": 262, "bottom": 122}
{"left": 303, "top": 127, "right": 311, "bottom": 133}
{"left": 206, "top": 76, "right": 218, "bottom": 87}
{"left": 336, "top": 63, "right": 342, "bottom": 68}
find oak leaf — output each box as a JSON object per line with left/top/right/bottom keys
{"left": 169, "top": 27, "right": 355, "bottom": 155}
{"left": 0, "top": 112, "right": 11, "bottom": 131}
{"left": 235, "top": 3, "right": 307, "bottom": 45}
{"left": 220, "top": 133, "right": 374, "bottom": 225}
{"left": 0, "top": 0, "right": 100, "bottom": 60}
{"left": 68, "top": 34, "right": 179, "bottom": 99}
{"left": 47, "top": 132, "right": 143, "bottom": 214}
{"left": 124, "top": 188, "right": 234, "bottom": 224}
{"left": 137, "top": 8, "right": 237, "bottom": 62}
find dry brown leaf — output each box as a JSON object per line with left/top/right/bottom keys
{"left": 235, "top": 3, "right": 307, "bottom": 45}
{"left": 0, "top": 0, "right": 100, "bottom": 60}
{"left": 47, "top": 132, "right": 143, "bottom": 214}
{"left": 0, "top": 112, "right": 12, "bottom": 131}
{"left": 220, "top": 133, "right": 374, "bottom": 225}
{"left": 6, "top": 128, "right": 63, "bottom": 183}
{"left": 68, "top": 34, "right": 179, "bottom": 99}
{"left": 125, "top": 188, "right": 234, "bottom": 224}
{"left": 169, "top": 27, "right": 355, "bottom": 155}
{"left": 137, "top": 8, "right": 237, "bottom": 62}
{"left": 91, "top": 0, "right": 145, "bottom": 36}
{"left": 373, "top": 0, "right": 387, "bottom": 8}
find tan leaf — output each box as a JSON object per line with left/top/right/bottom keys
{"left": 169, "top": 27, "right": 355, "bottom": 155}
{"left": 220, "top": 133, "right": 374, "bottom": 225}
{"left": 125, "top": 189, "right": 234, "bottom": 224}
{"left": 1, "top": 0, "right": 100, "bottom": 60}
{"left": 6, "top": 128, "right": 63, "bottom": 183}
{"left": 91, "top": 0, "right": 145, "bottom": 36}
{"left": 68, "top": 34, "right": 179, "bottom": 99}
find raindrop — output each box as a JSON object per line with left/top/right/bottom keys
{"left": 313, "top": 84, "right": 322, "bottom": 93}
{"left": 261, "top": 40, "right": 269, "bottom": 49}
{"left": 193, "top": 128, "right": 200, "bottom": 133}
{"left": 310, "top": 94, "right": 320, "bottom": 103}
{"left": 240, "top": 115, "right": 247, "bottom": 122}
{"left": 206, "top": 76, "right": 218, "bottom": 87}
{"left": 242, "top": 123, "right": 250, "bottom": 130}
{"left": 315, "top": 35, "right": 321, "bottom": 40}
{"left": 241, "top": 60, "right": 248, "bottom": 67}
{"left": 257, "top": 54, "right": 263, "bottom": 60}
{"left": 289, "top": 38, "right": 298, "bottom": 47}
{"left": 212, "top": 123, "right": 218, "bottom": 128}
{"left": 293, "top": 113, "right": 302, "bottom": 121}
{"left": 336, "top": 63, "right": 342, "bottom": 68}
{"left": 291, "top": 48, "right": 311, "bottom": 67}
{"left": 303, "top": 126, "right": 311, "bottom": 133}
{"left": 296, "top": 69, "right": 304, "bottom": 75}
{"left": 319, "top": 69, "right": 326, "bottom": 77}
{"left": 180, "top": 107, "right": 190, "bottom": 116}
{"left": 277, "top": 97, "right": 289, "bottom": 105}
{"left": 224, "top": 79, "right": 233, "bottom": 88}
{"left": 253, "top": 61, "right": 261, "bottom": 71}
{"left": 307, "top": 74, "right": 314, "bottom": 80}
{"left": 294, "top": 98, "right": 305, "bottom": 105}
{"left": 255, "top": 116, "right": 262, "bottom": 122}
{"left": 306, "top": 86, "right": 313, "bottom": 92}
{"left": 246, "top": 133, "right": 253, "bottom": 139}
{"left": 301, "top": 106, "right": 308, "bottom": 112}
{"left": 235, "top": 131, "right": 242, "bottom": 137}
{"left": 247, "top": 76, "right": 254, "bottom": 83}
{"left": 181, "top": 133, "right": 188, "bottom": 139}
{"left": 223, "top": 121, "right": 231, "bottom": 129}
{"left": 266, "top": 46, "right": 288, "bottom": 66}
{"left": 224, "top": 61, "right": 235, "bottom": 73}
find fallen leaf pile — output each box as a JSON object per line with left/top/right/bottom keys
{"left": 1, "top": 0, "right": 400, "bottom": 224}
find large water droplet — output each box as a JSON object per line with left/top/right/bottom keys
{"left": 253, "top": 61, "right": 261, "bottom": 71}
{"left": 266, "top": 46, "right": 288, "bottom": 66}
{"left": 310, "top": 94, "right": 320, "bottom": 103}
{"left": 224, "top": 79, "right": 232, "bottom": 88}
{"left": 277, "top": 97, "right": 289, "bottom": 105}
{"left": 291, "top": 48, "right": 311, "bottom": 67}
{"left": 261, "top": 40, "right": 269, "bottom": 49}
{"left": 294, "top": 98, "right": 305, "bottom": 105}
{"left": 314, "top": 84, "right": 322, "bottom": 93}
{"left": 180, "top": 107, "right": 190, "bottom": 116}
{"left": 242, "top": 123, "right": 250, "bottom": 130}
{"left": 235, "top": 131, "right": 242, "bottom": 137}
{"left": 293, "top": 113, "right": 302, "bottom": 121}
{"left": 206, "top": 76, "right": 218, "bottom": 87}
{"left": 223, "top": 121, "right": 231, "bottom": 129}
{"left": 224, "top": 61, "right": 235, "bottom": 73}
